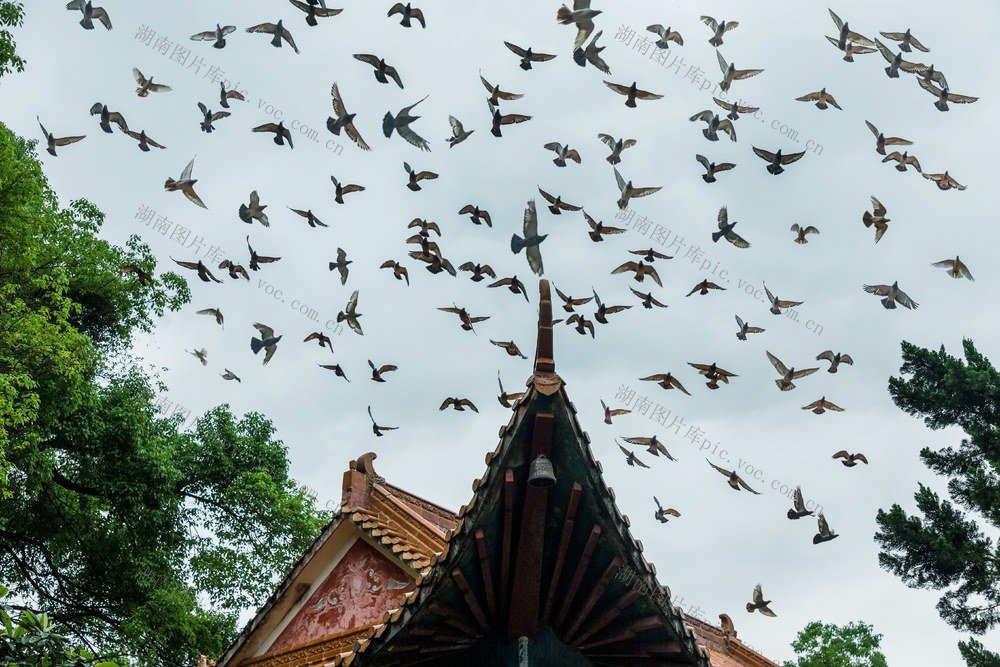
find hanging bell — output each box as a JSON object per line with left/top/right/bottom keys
{"left": 527, "top": 454, "right": 556, "bottom": 487}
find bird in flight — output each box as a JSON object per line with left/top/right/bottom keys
{"left": 746, "top": 584, "right": 776, "bottom": 616}
{"left": 172, "top": 257, "right": 222, "bottom": 283}
{"left": 190, "top": 23, "right": 236, "bottom": 48}
{"left": 123, "top": 128, "right": 165, "bottom": 152}
{"left": 603, "top": 80, "right": 663, "bottom": 108}
{"left": 447, "top": 116, "right": 474, "bottom": 148}
{"left": 504, "top": 41, "right": 556, "bottom": 70}
{"left": 304, "top": 331, "right": 334, "bottom": 353}
{"left": 813, "top": 513, "right": 839, "bottom": 544}
{"left": 862, "top": 196, "right": 891, "bottom": 243}
{"left": 931, "top": 256, "right": 973, "bottom": 280}
{"left": 253, "top": 121, "right": 293, "bottom": 149}
{"left": 388, "top": 2, "right": 426, "bottom": 28}
{"left": 707, "top": 458, "right": 760, "bottom": 493}
{"left": 337, "top": 290, "right": 364, "bottom": 335}
{"left": 380, "top": 260, "right": 409, "bottom": 285}
{"left": 763, "top": 282, "right": 803, "bottom": 315}
{"left": 713, "top": 206, "right": 750, "bottom": 248}
{"left": 354, "top": 53, "right": 404, "bottom": 88}
{"left": 318, "top": 364, "right": 350, "bottom": 382}
{"left": 618, "top": 442, "right": 650, "bottom": 468}
{"left": 601, "top": 399, "right": 630, "bottom": 424}
{"left": 701, "top": 16, "right": 738, "bottom": 46}
{"left": 787, "top": 487, "right": 814, "bottom": 520}
{"left": 480, "top": 72, "right": 523, "bottom": 107}
{"left": 654, "top": 497, "right": 681, "bottom": 523}
{"left": 246, "top": 19, "right": 299, "bottom": 53}
{"left": 497, "top": 373, "right": 526, "bottom": 408}
{"left": 696, "top": 154, "right": 736, "bottom": 183}
{"left": 197, "top": 102, "right": 230, "bottom": 133}
{"left": 598, "top": 134, "right": 636, "bottom": 165}
{"left": 133, "top": 68, "right": 172, "bottom": 97}
{"left": 196, "top": 307, "right": 224, "bottom": 328}
{"left": 68, "top": 0, "right": 111, "bottom": 30}
{"left": 816, "top": 351, "right": 853, "bottom": 373}
{"left": 734, "top": 314, "right": 764, "bottom": 341}
{"left": 440, "top": 397, "right": 478, "bottom": 412}
{"left": 384, "top": 96, "right": 431, "bottom": 151}
{"left": 623, "top": 435, "right": 678, "bottom": 461}
{"left": 239, "top": 190, "right": 269, "bottom": 227}
{"left": 368, "top": 405, "right": 397, "bottom": 436}
{"left": 219, "top": 82, "right": 246, "bottom": 108}
{"left": 404, "top": 161, "right": 438, "bottom": 191}
{"left": 511, "top": 200, "right": 546, "bottom": 276}
{"left": 832, "top": 451, "right": 868, "bottom": 467}
{"left": 250, "top": 323, "right": 282, "bottom": 365}
{"left": 864, "top": 121, "right": 913, "bottom": 156}
{"left": 689, "top": 111, "right": 736, "bottom": 142}
{"left": 164, "top": 157, "right": 206, "bottom": 208}
{"left": 327, "top": 83, "right": 370, "bottom": 151}
{"left": 247, "top": 236, "right": 281, "bottom": 271}
{"left": 290, "top": 0, "right": 343, "bottom": 26}
{"left": 557, "top": 0, "right": 601, "bottom": 51}
{"left": 862, "top": 281, "right": 919, "bottom": 309}
{"left": 716, "top": 50, "right": 763, "bottom": 92}
{"left": 879, "top": 28, "right": 929, "bottom": 53}
{"left": 766, "top": 351, "right": 820, "bottom": 391}
{"left": 686, "top": 279, "right": 725, "bottom": 297}
{"left": 573, "top": 29, "right": 611, "bottom": 74}
{"left": 537, "top": 187, "right": 581, "bottom": 215}
{"left": 491, "top": 340, "right": 527, "bottom": 359}
{"left": 37, "top": 117, "right": 84, "bottom": 157}
{"left": 689, "top": 363, "right": 737, "bottom": 390}
{"left": 752, "top": 146, "right": 805, "bottom": 175}
{"left": 795, "top": 88, "right": 842, "bottom": 110}
{"left": 630, "top": 287, "right": 668, "bottom": 309}
{"left": 89, "top": 103, "right": 128, "bottom": 134}
{"left": 438, "top": 305, "right": 489, "bottom": 333}
{"left": 801, "top": 397, "right": 845, "bottom": 414}
{"left": 612, "top": 260, "right": 662, "bottom": 287}
{"left": 647, "top": 24, "right": 683, "bottom": 49}
{"left": 639, "top": 373, "right": 690, "bottom": 395}
{"left": 790, "top": 223, "right": 819, "bottom": 244}
{"left": 923, "top": 170, "right": 966, "bottom": 191}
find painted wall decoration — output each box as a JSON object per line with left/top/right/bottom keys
{"left": 267, "top": 539, "right": 414, "bottom": 654}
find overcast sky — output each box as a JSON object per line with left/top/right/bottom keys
{"left": 4, "top": 0, "right": 1000, "bottom": 663}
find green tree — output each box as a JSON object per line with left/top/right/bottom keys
{"left": 0, "top": 1, "right": 25, "bottom": 79}
{"left": 781, "top": 620, "right": 888, "bottom": 667}
{"left": 1, "top": 585, "right": 119, "bottom": 667}
{"left": 0, "top": 122, "right": 331, "bottom": 666}
{"left": 959, "top": 637, "right": 1000, "bottom": 667}
{"left": 875, "top": 340, "right": 1000, "bottom": 665}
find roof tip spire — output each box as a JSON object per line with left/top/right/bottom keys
{"left": 531, "top": 280, "right": 562, "bottom": 394}
{"left": 534, "top": 280, "right": 554, "bottom": 373}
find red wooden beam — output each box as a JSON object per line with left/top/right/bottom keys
{"left": 554, "top": 525, "right": 601, "bottom": 630}
{"left": 542, "top": 483, "right": 582, "bottom": 620}
{"left": 475, "top": 529, "right": 497, "bottom": 621}
{"left": 508, "top": 413, "right": 555, "bottom": 639}
{"left": 569, "top": 589, "right": 641, "bottom": 647}
{"left": 452, "top": 568, "right": 490, "bottom": 634}
{"left": 427, "top": 602, "right": 482, "bottom": 639}
{"left": 562, "top": 556, "right": 621, "bottom": 641}
{"left": 500, "top": 469, "right": 514, "bottom": 621}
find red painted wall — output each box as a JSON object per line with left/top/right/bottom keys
{"left": 267, "top": 539, "right": 415, "bottom": 654}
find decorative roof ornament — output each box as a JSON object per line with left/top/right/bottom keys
{"left": 531, "top": 280, "right": 562, "bottom": 395}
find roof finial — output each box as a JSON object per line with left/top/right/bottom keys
{"left": 531, "top": 281, "right": 562, "bottom": 395}
{"left": 534, "top": 280, "right": 554, "bottom": 373}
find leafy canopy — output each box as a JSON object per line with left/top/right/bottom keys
{"left": 0, "top": 120, "right": 330, "bottom": 666}
{"left": 782, "top": 620, "right": 888, "bottom": 667}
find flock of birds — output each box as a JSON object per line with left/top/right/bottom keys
{"left": 42, "top": 0, "right": 980, "bottom": 636}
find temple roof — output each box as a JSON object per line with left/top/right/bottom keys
{"left": 218, "top": 281, "right": 780, "bottom": 667}
{"left": 331, "top": 281, "right": 713, "bottom": 666}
